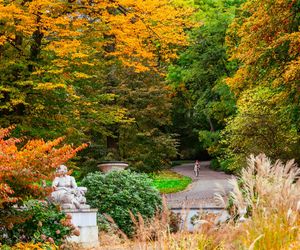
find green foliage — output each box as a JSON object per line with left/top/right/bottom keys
{"left": 220, "top": 86, "right": 299, "bottom": 172}
{"left": 171, "top": 160, "right": 194, "bottom": 166}
{"left": 167, "top": 85, "right": 202, "bottom": 159}
{"left": 168, "top": 0, "right": 241, "bottom": 159}
{"left": 0, "top": 200, "right": 73, "bottom": 246}
{"left": 95, "top": 66, "right": 179, "bottom": 172}
{"left": 81, "top": 170, "right": 162, "bottom": 236}
{"left": 198, "top": 130, "right": 220, "bottom": 152}
{"left": 169, "top": 0, "right": 300, "bottom": 173}
{"left": 125, "top": 131, "right": 179, "bottom": 172}
{"left": 149, "top": 170, "right": 192, "bottom": 193}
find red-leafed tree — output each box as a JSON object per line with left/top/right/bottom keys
{"left": 0, "top": 127, "right": 87, "bottom": 207}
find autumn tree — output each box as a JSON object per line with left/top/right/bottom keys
{"left": 0, "top": 127, "right": 86, "bottom": 207}
{"left": 220, "top": 87, "right": 299, "bottom": 172}
{"left": 0, "top": 0, "right": 124, "bottom": 140}
{"left": 98, "top": 64, "right": 178, "bottom": 171}
{"left": 101, "top": 0, "right": 194, "bottom": 70}
{"left": 226, "top": 0, "right": 300, "bottom": 96}
{"left": 0, "top": 0, "right": 195, "bottom": 170}
{"left": 221, "top": 0, "right": 300, "bottom": 170}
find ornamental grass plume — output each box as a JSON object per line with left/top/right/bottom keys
{"left": 228, "top": 153, "right": 300, "bottom": 216}
{"left": 220, "top": 154, "right": 300, "bottom": 249}
{"left": 98, "top": 198, "right": 223, "bottom": 250}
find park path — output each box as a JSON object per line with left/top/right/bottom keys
{"left": 166, "top": 161, "right": 234, "bottom": 208}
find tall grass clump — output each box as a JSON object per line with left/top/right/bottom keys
{"left": 97, "top": 154, "right": 299, "bottom": 250}
{"left": 225, "top": 154, "right": 300, "bottom": 249}
{"left": 98, "top": 199, "right": 224, "bottom": 250}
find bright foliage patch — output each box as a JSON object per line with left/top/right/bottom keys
{"left": 0, "top": 0, "right": 194, "bottom": 79}
{"left": 150, "top": 170, "right": 192, "bottom": 194}
{"left": 0, "top": 127, "right": 86, "bottom": 207}
{"left": 9, "top": 242, "right": 57, "bottom": 250}
{"left": 226, "top": 0, "right": 300, "bottom": 95}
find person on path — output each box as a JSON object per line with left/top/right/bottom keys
{"left": 194, "top": 160, "right": 200, "bottom": 177}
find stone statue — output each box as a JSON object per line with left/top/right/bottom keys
{"left": 51, "top": 165, "right": 90, "bottom": 210}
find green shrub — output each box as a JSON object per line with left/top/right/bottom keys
{"left": 81, "top": 170, "right": 162, "bottom": 236}
{"left": 0, "top": 200, "right": 74, "bottom": 246}
{"left": 210, "top": 159, "right": 220, "bottom": 170}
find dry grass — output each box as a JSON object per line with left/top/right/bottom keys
{"left": 70, "top": 154, "right": 300, "bottom": 250}
{"left": 223, "top": 154, "right": 300, "bottom": 249}
{"left": 98, "top": 199, "right": 224, "bottom": 250}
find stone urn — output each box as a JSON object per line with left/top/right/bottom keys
{"left": 98, "top": 161, "right": 128, "bottom": 173}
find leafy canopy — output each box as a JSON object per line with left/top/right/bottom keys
{"left": 220, "top": 0, "right": 300, "bottom": 170}
{"left": 167, "top": 0, "right": 241, "bottom": 159}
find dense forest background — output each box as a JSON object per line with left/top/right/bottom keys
{"left": 0, "top": 0, "right": 299, "bottom": 174}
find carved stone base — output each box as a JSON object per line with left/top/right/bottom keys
{"left": 64, "top": 209, "right": 99, "bottom": 248}
{"left": 61, "top": 204, "right": 90, "bottom": 210}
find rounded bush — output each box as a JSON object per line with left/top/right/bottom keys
{"left": 81, "top": 170, "right": 162, "bottom": 236}
{"left": 0, "top": 200, "right": 74, "bottom": 246}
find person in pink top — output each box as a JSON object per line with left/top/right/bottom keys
{"left": 194, "top": 160, "right": 200, "bottom": 177}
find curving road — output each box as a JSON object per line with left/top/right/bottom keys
{"left": 166, "top": 161, "right": 234, "bottom": 208}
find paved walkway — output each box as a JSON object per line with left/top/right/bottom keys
{"left": 166, "top": 161, "right": 234, "bottom": 208}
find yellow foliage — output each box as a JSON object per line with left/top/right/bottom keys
{"left": 11, "top": 242, "right": 58, "bottom": 250}
{"left": 73, "top": 72, "right": 91, "bottom": 79}
{"left": 226, "top": 0, "right": 300, "bottom": 96}
{"left": 0, "top": 0, "right": 195, "bottom": 73}
{"left": 283, "top": 56, "right": 300, "bottom": 83}
{"left": 111, "top": 108, "right": 135, "bottom": 123}
{"left": 34, "top": 82, "right": 66, "bottom": 91}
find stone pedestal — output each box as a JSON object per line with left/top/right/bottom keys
{"left": 65, "top": 209, "right": 99, "bottom": 248}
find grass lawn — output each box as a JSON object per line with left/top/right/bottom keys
{"left": 150, "top": 170, "right": 192, "bottom": 194}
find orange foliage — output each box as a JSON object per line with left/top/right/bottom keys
{"left": 226, "top": 0, "right": 300, "bottom": 95}
{"left": 0, "top": 0, "right": 194, "bottom": 73}
{"left": 0, "top": 127, "right": 87, "bottom": 207}
{"left": 102, "top": 0, "right": 195, "bottom": 70}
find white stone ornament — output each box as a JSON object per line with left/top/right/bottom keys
{"left": 51, "top": 165, "right": 90, "bottom": 209}
{"left": 51, "top": 165, "right": 99, "bottom": 248}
